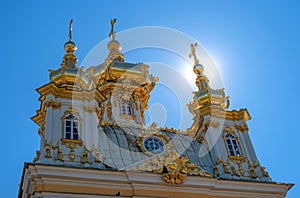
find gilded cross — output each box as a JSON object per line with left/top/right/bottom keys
{"left": 108, "top": 18, "right": 117, "bottom": 38}
{"left": 68, "top": 19, "right": 73, "bottom": 41}
{"left": 189, "top": 42, "right": 199, "bottom": 65}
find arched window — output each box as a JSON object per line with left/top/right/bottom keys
{"left": 121, "top": 100, "right": 133, "bottom": 115}
{"left": 225, "top": 134, "right": 241, "bottom": 156}
{"left": 65, "top": 115, "right": 79, "bottom": 140}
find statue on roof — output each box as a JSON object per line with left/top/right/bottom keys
{"left": 189, "top": 42, "right": 199, "bottom": 65}
{"left": 108, "top": 18, "right": 117, "bottom": 39}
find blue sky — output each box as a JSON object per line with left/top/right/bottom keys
{"left": 0, "top": 1, "right": 299, "bottom": 197}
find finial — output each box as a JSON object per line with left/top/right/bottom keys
{"left": 61, "top": 19, "right": 77, "bottom": 69}
{"left": 68, "top": 19, "right": 73, "bottom": 41}
{"left": 189, "top": 42, "right": 199, "bottom": 65}
{"left": 105, "top": 18, "right": 124, "bottom": 64}
{"left": 108, "top": 18, "right": 117, "bottom": 39}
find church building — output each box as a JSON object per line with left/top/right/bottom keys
{"left": 18, "top": 19, "right": 293, "bottom": 198}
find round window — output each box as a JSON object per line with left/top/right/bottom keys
{"left": 143, "top": 136, "right": 165, "bottom": 154}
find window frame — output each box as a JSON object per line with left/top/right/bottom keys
{"left": 121, "top": 100, "right": 134, "bottom": 116}
{"left": 64, "top": 114, "right": 79, "bottom": 140}
{"left": 224, "top": 133, "right": 242, "bottom": 157}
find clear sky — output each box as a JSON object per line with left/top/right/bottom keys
{"left": 0, "top": 1, "right": 299, "bottom": 197}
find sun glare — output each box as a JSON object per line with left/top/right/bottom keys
{"left": 181, "top": 61, "right": 197, "bottom": 89}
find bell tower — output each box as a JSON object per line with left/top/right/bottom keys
{"left": 187, "top": 42, "right": 271, "bottom": 182}
{"left": 95, "top": 18, "right": 158, "bottom": 128}
{"left": 31, "top": 20, "right": 106, "bottom": 167}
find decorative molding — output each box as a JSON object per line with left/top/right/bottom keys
{"left": 213, "top": 166, "right": 220, "bottom": 177}
{"left": 222, "top": 163, "right": 231, "bottom": 174}
{"left": 33, "top": 151, "right": 40, "bottom": 162}
{"left": 83, "top": 105, "right": 97, "bottom": 113}
{"left": 106, "top": 99, "right": 112, "bottom": 120}
{"left": 261, "top": 166, "right": 270, "bottom": 178}
{"left": 228, "top": 156, "right": 246, "bottom": 164}
{"left": 21, "top": 165, "right": 292, "bottom": 197}
{"left": 159, "top": 126, "right": 184, "bottom": 133}
{"left": 119, "top": 114, "right": 136, "bottom": 120}
{"left": 231, "top": 166, "right": 239, "bottom": 176}
{"left": 215, "top": 156, "right": 223, "bottom": 165}
{"left": 57, "top": 148, "right": 64, "bottom": 162}
{"left": 235, "top": 124, "right": 249, "bottom": 132}
{"left": 44, "top": 146, "right": 52, "bottom": 158}
{"left": 163, "top": 157, "right": 189, "bottom": 184}
{"left": 81, "top": 147, "right": 89, "bottom": 163}
{"left": 248, "top": 160, "right": 258, "bottom": 178}
{"left": 130, "top": 147, "right": 212, "bottom": 184}
{"left": 96, "top": 102, "right": 104, "bottom": 126}
{"left": 63, "top": 106, "right": 80, "bottom": 118}
{"left": 224, "top": 125, "right": 235, "bottom": 134}
{"left": 61, "top": 138, "right": 83, "bottom": 150}
{"left": 32, "top": 99, "right": 62, "bottom": 136}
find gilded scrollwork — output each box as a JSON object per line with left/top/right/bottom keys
{"left": 159, "top": 127, "right": 184, "bottom": 133}
{"left": 222, "top": 163, "right": 231, "bottom": 174}
{"left": 249, "top": 166, "right": 258, "bottom": 178}
{"left": 33, "top": 151, "right": 41, "bottom": 162}
{"left": 229, "top": 156, "right": 246, "bottom": 165}
{"left": 68, "top": 151, "right": 76, "bottom": 161}
{"left": 163, "top": 157, "right": 189, "bottom": 184}
{"left": 248, "top": 160, "right": 258, "bottom": 178}
{"left": 94, "top": 149, "right": 101, "bottom": 163}
{"left": 235, "top": 124, "right": 249, "bottom": 132}
{"left": 83, "top": 105, "right": 97, "bottom": 113}
{"left": 199, "top": 136, "right": 205, "bottom": 144}
{"left": 238, "top": 165, "right": 245, "bottom": 177}
{"left": 81, "top": 148, "right": 89, "bottom": 163}
{"left": 57, "top": 148, "right": 64, "bottom": 162}
{"left": 202, "top": 121, "right": 210, "bottom": 133}
{"left": 231, "top": 166, "right": 239, "bottom": 176}
{"left": 224, "top": 125, "right": 235, "bottom": 134}
{"left": 106, "top": 99, "right": 112, "bottom": 120}
{"left": 45, "top": 99, "right": 62, "bottom": 109}
{"left": 96, "top": 102, "right": 104, "bottom": 126}
{"left": 32, "top": 99, "right": 62, "bottom": 136}
{"left": 215, "top": 156, "right": 223, "bottom": 165}
{"left": 63, "top": 106, "right": 80, "bottom": 118}
{"left": 261, "top": 166, "right": 270, "bottom": 178}
{"left": 213, "top": 166, "right": 220, "bottom": 177}
{"left": 133, "top": 138, "right": 212, "bottom": 185}
{"left": 44, "top": 146, "right": 52, "bottom": 158}
{"left": 61, "top": 138, "right": 83, "bottom": 151}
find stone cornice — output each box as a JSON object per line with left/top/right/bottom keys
{"left": 19, "top": 164, "right": 293, "bottom": 198}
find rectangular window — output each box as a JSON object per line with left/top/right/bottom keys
{"left": 65, "top": 115, "right": 80, "bottom": 140}
{"left": 225, "top": 134, "right": 242, "bottom": 157}
{"left": 121, "top": 100, "right": 133, "bottom": 115}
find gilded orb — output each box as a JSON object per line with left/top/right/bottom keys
{"left": 107, "top": 39, "right": 121, "bottom": 52}
{"left": 193, "top": 64, "right": 204, "bottom": 75}
{"left": 64, "top": 41, "right": 77, "bottom": 52}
